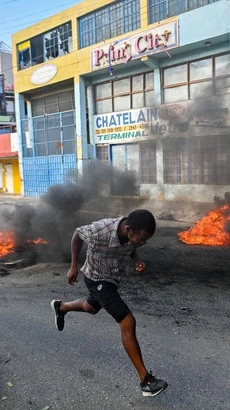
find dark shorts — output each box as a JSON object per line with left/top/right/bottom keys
{"left": 84, "top": 276, "right": 131, "bottom": 323}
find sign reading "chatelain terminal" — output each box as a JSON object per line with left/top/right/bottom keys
{"left": 94, "top": 107, "right": 179, "bottom": 143}
{"left": 94, "top": 103, "right": 230, "bottom": 144}
{"left": 91, "top": 20, "right": 178, "bottom": 70}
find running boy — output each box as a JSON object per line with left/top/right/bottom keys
{"left": 51, "top": 209, "right": 167, "bottom": 397}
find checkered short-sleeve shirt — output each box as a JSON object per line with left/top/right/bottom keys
{"left": 76, "top": 217, "right": 135, "bottom": 286}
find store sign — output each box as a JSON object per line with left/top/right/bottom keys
{"left": 4, "top": 84, "right": 14, "bottom": 92}
{"left": 94, "top": 107, "right": 159, "bottom": 144}
{"left": 94, "top": 102, "right": 230, "bottom": 144}
{"left": 91, "top": 20, "right": 178, "bottom": 70}
{"left": 30, "top": 64, "right": 58, "bottom": 85}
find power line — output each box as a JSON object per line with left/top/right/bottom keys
{"left": 0, "top": 2, "right": 199, "bottom": 78}
{"left": 0, "top": 0, "right": 148, "bottom": 36}
{"left": 0, "top": 1, "right": 82, "bottom": 32}
{"left": 0, "top": 10, "right": 192, "bottom": 79}
{"left": 0, "top": 0, "right": 80, "bottom": 25}
{"left": 0, "top": 0, "right": 18, "bottom": 4}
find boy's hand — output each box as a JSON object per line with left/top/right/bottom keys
{"left": 135, "top": 261, "right": 146, "bottom": 272}
{"left": 67, "top": 266, "right": 78, "bottom": 285}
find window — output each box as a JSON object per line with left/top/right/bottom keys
{"left": 22, "top": 91, "right": 75, "bottom": 158}
{"left": 79, "top": 0, "right": 140, "bottom": 48}
{"left": 6, "top": 100, "right": 14, "bottom": 114}
{"left": 18, "top": 41, "right": 31, "bottom": 70}
{"left": 96, "top": 145, "right": 110, "bottom": 162}
{"left": 163, "top": 136, "right": 230, "bottom": 184}
{"left": 17, "top": 22, "right": 72, "bottom": 70}
{"left": 0, "top": 97, "right": 5, "bottom": 116}
{"left": 31, "top": 90, "right": 74, "bottom": 116}
{"left": 0, "top": 75, "right": 6, "bottom": 116}
{"left": 214, "top": 54, "right": 230, "bottom": 95}
{"left": 162, "top": 54, "right": 230, "bottom": 103}
{"left": 30, "top": 111, "right": 75, "bottom": 158}
{"left": 94, "top": 72, "right": 154, "bottom": 114}
{"left": 45, "top": 22, "right": 72, "bottom": 61}
{"left": 140, "top": 142, "right": 157, "bottom": 183}
{"left": 149, "top": 0, "right": 221, "bottom": 24}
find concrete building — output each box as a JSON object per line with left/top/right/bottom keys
{"left": 0, "top": 41, "right": 15, "bottom": 132}
{"left": 0, "top": 42, "right": 19, "bottom": 194}
{"left": 0, "top": 132, "right": 20, "bottom": 194}
{"left": 12, "top": 0, "right": 230, "bottom": 201}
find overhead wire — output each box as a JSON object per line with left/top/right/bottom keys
{"left": 0, "top": 0, "right": 18, "bottom": 4}
{"left": 0, "top": 0, "right": 150, "bottom": 36}
{"left": 0, "top": 0, "right": 81, "bottom": 25}
{"left": 1, "top": 2, "right": 163, "bottom": 77}
{"left": 2, "top": 1, "right": 212, "bottom": 85}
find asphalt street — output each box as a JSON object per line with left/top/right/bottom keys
{"left": 0, "top": 227, "right": 230, "bottom": 410}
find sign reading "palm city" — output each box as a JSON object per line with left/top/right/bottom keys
{"left": 91, "top": 20, "right": 178, "bottom": 70}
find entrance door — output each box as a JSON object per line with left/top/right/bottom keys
{"left": 111, "top": 144, "right": 140, "bottom": 195}
{"left": 5, "top": 164, "right": 14, "bottom": 193}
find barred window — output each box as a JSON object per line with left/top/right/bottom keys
{"left": 162, "top": 53, "right": 230, "bottom": 103}
{"left": 79, "top": 0, "right": 140, "bottom": 48}
{"left": 149, "top": 0, "right": 221, "bottom": 24}
{"left": 23, "top": 96, "right": 75, "bottom": 158}
{"left": 96, "top": 145, "right": 110, "bottom": 162}
{"left": 31, "top": 91, "right": 74, "bottom": 116}
{"left": 140, "top": 142, "right": 157, "bottom": 183}
{"left": 44, "top": 22, "right": 72, "bottom": 61}
{"left": 163, "top": 136, "right": 230, "bottom": 184}
{"left": 94, "top": 72, "right": 154, "bottom": 114}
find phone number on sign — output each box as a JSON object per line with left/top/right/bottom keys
{"left": 95, "top": 124, "right": 146, "bottom": 135}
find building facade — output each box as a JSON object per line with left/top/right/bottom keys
{"left": 12, "top": 0, "right": 230, "bottom": 201}
{"left": 0, "top": 42, "right": 19, "bottom": 194}
{"left": 0, "top": 42, "right": 16, "bottom": 133}
{"left": 0, "top": 132, "right": 20, "bottom": 194}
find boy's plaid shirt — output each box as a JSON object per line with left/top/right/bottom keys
{"left": 76, "top": 217, "right": 135, "bottom": 286}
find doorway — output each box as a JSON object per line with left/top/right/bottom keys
{"left": 5, "top": 163, "right": 14, "bottom": 193}
{"left": 111, "top": 144, "right": 140, "bottom": 196}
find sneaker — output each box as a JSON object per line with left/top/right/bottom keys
{"left": 51, "top": 300, "right": 65, "bottom": 331}
{"left": 140, "top": 372, "right": 168, "bottom": 397}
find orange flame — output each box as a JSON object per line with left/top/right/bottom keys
{"left": 0, "top": 231, "right": 15, "bottom": 257}
{"left": 178, "top": 205, "right": 230, "bottom": 246}
{"left": 27, "top": 238, "right": 48, "bottom": 245}
{"left": 0, "top": 231, "right": 48, "bottom": 257}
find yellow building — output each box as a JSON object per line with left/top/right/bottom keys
{"left": 0, "top": 132, "right": 20, "bottom": 194}
{"left": 12, "top": 0, "right": 230, "bottom": 201}
{"left": 0, "top": 157, "right": 21, "bottom": 195}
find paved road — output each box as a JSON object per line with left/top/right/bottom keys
{"left": 1, "top": 231, "right": 230, "bottom": 410}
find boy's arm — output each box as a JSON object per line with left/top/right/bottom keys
{"left": 130, "top": 249, "right": 146, "bottom": 272}
{"left": 67, "top": 231, "right": 84, "bottom": 285}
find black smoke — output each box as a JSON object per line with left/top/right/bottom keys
{"left": 0, "top": 161, "right": 145, "bottom": 262}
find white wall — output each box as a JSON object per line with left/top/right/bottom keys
{"left": 10, "top": 132, "right": 19, "bottom": 152}
{"left": 141, "top": 184, "right": 230, "bottom": 203}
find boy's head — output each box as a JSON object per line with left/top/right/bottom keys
{"left": 125, "top": 209, "right": 156, "bottom": 247}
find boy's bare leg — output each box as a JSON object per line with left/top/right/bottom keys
{"left": 60, "top": 299, "right": 97, "bottom": 314}
{"left": 119, "top": 312, "right": 148, "bottom": 383}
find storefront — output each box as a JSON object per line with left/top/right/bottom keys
{"left": 0, "top": 133, "right": 20, "bottom": 194}
{"left": 12, "top": 0, "right": 230, "bottom": 201}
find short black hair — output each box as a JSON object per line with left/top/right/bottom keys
{"left": 126, "top": 209, "right": 156, "bottom": 235}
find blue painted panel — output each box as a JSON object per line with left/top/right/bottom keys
{"left": 179, "top": 0, "right": 230, "bottom": 46}
{"left": 23, "top": 154, "right": 78, "bottom": 197}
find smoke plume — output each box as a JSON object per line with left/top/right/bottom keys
{"left": 0, "top": 161, "right": 145, "bottom": 262}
